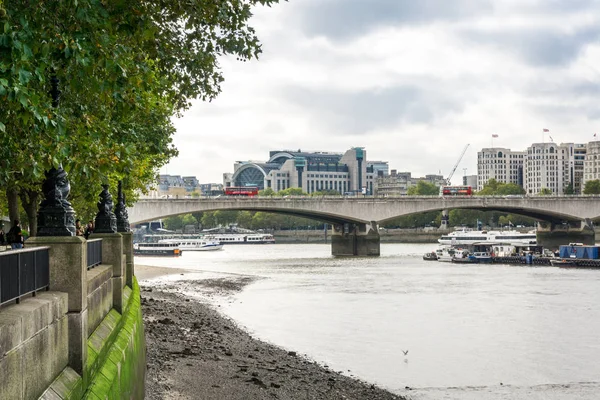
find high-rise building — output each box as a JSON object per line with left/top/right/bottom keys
{"left": 582, "top": 141, "right": 600, "bottom": 191}
{"left": 477, "top": 148, "right": 525, "bottom": 190}
{"left": 524, "top": 142, "right": 583, "bottom": 194}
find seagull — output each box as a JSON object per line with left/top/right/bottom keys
{"left": 402, "top": 350, "right": 409, "bottom": 356}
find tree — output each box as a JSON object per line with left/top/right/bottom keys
{"left": 564, "top": 182, "right": 575, "bottom": 195}
{"left": 258, "top": 188, "right": 275, "bottom": 196}
{"left": 538, "top": 188, "right": 553, "bottom": 196}
{"left": 407, "top": 181, "right": 439, "bottom": 196}
{"left": 0, "top": 0, "right": 280, "bottom": 234}
{"left": 477, "top": 179, "right": 525, "bottom": 196}
{"left": 583, "top": 180, "right": 600, "bottom": 195}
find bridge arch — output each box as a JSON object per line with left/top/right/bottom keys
{"left": 130, "top": 197, "right": 600, "bottom": 228}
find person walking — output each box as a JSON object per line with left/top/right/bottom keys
{"left": 7, "top": 220, "right": 24, "bottom": 249}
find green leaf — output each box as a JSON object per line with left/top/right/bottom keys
{"left": 0, "top": 121, "right": 5, "bottom": 132}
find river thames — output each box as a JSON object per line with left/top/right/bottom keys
{"left": 138, "top": 243, "right": 600, "bottom": 399}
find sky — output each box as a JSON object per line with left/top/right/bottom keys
{"left": 165, "top": 0, "right": 600, "bottom": 185}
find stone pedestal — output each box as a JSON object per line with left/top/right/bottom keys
{"left": 121, "top": 232, "right": 134, "bottom": 287}
{"left": 26, "top": 236, "right": 88, "bottom": 380}
{"left": 91, "top": 233, "right": 124, "bottom": 313}
{"left": 536, "top": 220, "right": 595, "bottom": 249}
{"left": 331, "top": 221, "right": 380, "bottom": 256}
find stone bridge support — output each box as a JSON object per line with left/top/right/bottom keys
{"left": 331, "top": 221, "right": 380, "bottom": 256}
{"left": 536, "top": 219, "right": 595, "bottom": 249}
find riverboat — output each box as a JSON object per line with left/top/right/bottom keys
{"left": 423, "top": 252, "right": 438, "bottom": 261}
{"left": 133, "top": 242, "right": 181, "bottom": 256}
{"left": 438, "top": 228, "right": 537, "bottom": 247}
{"left": 209, "top": 233, "right": 275, "bottom": 244}
{"left": 158, "top": 237, "right": 223, "bottom": 251}
{"left": 435, "top": 247, "right": 469, "bottom": 262}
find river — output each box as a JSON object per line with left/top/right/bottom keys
{"left": 137, "top": 243, "right": 600, "bottom": 399}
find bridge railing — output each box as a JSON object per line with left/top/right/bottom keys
{"left": 0, "top": 246, "right": 50, "bottom": 306}
{"left": 142, "top": 194, "right": 600, "bottom": 200}
{"left": 87, "top": 238, "right": 103, "bottom": 269}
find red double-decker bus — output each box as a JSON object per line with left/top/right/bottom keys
{"left": 441, "top": 186, "right": 472, "bottom": 196}
{"left": 224, "top": 186, "right": 259, "bottom": 197}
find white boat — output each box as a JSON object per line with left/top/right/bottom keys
{"left": 207, "top": 233, "right": 275, "bottom": 244}
{"left": 159, "top": 238, "right": 223, "bottom": 251}
{"left": 438, "top": 228, "right": 536, "bottom": 246}
{"left": 133, "top": 242, "right": 182, "bottom": 256}
{"left": 435, "top": 247, "right": 467, "bottom": 262}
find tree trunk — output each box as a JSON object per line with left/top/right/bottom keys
{"left": 19, "top": 189, "right": 40, "bottom": 237}
{"left": 6, "top": 186, "right": 19, "bottom": 224}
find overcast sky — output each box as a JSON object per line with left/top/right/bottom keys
{"left": 165, "top": 0, "right": 600, "bottom": 185}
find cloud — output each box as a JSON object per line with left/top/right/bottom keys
{"left": 281, "top": 85, "right": 466, "bottom": 135}
{"left": 463, "top": 26, "right": 600, "bottom": 67}
{"left": 163, "top": 0, "right": 600, "bottom": 185}
{"left": 295, "top": 0, "right": 493, "bottom": 41}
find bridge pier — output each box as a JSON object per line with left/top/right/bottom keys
{"left": 536, "top": 219, "right": 595, "bottom": 249}
{"left": 440, "top": 209, "right": 449, "bottom": 229}
{"left": 331, "top": 221, "right": 380, "bottom": 256}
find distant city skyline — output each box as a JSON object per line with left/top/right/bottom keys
{"left": 164, "top": 0, "right": 600, "bottom": 185}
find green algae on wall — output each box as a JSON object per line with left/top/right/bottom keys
{"left": 84, "top": 278, "right": 146, "bottom": 400}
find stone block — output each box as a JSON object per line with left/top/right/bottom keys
{"left": 126, "top": 262, "right": 134, "bottom": 287}
{"left": 0, "top": 347, "right": 23, "bottom": 400}
{"left": 38, "top": 387, "right": 62, "bottom": 400}
{"left": 87, "top": 275, "right": 113, "bottom": 337}
{"left": 46, "top": 367, "right": 82, "bottom": 399}
{"left": 2, "top": 297, "right": 51, "bottom": 343}
{"left": 67, "top": 310, "right": 88, "bottom": 378}
{"left": 22, "top": 325, "right": 53, "bottom": 399}
{"left": 36, "top": 292, "right": 69, "bottom": 324}
{"left": 112, "top": 276, "right": 124, "bottom": 314}
{"left": 87, "top": 264, "right": 113, "bottom": 294}
{"left": 27, "top": 236, "right": 87, "bottom": 313}
{"left": 50, "top": 316, "right": 69, "bottom": 377}
{"left": 0, "top": 311, "right": 22, "bottom": 356}
{"left": 92, "top": 233, "right": 124, "bottom": 278}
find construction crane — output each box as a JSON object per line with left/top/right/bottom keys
{"left": 445, "top": 144, "right": 470, "bottom": 185}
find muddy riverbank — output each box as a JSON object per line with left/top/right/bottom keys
{"left": 141, "top": 275, "right": 405, "bottom": 400}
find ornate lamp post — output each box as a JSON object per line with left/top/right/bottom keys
{"left": 115, "top": 181, "right": 130, "bottom": 232}
{"left": 37, "top": 74, "right": 76, "bottom": 236}
{"left": 94, "top": 184, "right": 117, "bottom": 233}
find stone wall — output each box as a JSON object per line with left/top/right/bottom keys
{"left": 0, "top": 292, "right": 69, "bottom": 399}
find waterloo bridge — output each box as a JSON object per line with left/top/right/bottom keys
{"left": 129, "top": 196, "right": 600, "bottom": 256}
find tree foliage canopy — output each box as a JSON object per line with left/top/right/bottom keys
{"left": 407, "top": 181, "right": 439, "bottom": 196}
{"left": 0, "top": 0, "right": 279, "bottom": 230}
{"left": 583, "top": 180, "right": 600, "bottom": 195}
{"left": 476, "top": 179, "right": 525, "bottom": 196}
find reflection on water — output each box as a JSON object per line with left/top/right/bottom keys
{"left": 138, "top": 243, "right": 600, "bottom": 399}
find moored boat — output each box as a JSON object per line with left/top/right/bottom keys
{"left": 439, "top": 229, "right": 536, "bottom": 247}
{"left": 423, "top": 252, "right": 438, "bottom": 261}
{"left": 133, "top": 242, "right": 182, "bottom": 256}
{"left": 550, "top": 258, "right": 578, "bottom": 267}
{"left": 159, "top": 238, "right": 223, "bottom": 251}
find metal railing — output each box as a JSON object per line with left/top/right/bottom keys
{"left": 87, "top": 239, "right": 103, "bottom": 269}
{"left": 0, "top": 246, "right": 50, "bottom": 306}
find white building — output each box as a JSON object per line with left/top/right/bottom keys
{"left": 477, "top": 148, "right": 525, "bottom": 191}
{"left": 524, "top": 142, "right": 583, "bottom": 195}
{"left": 225, "top": 148, "right": 380, "bottom": 195}
{"left": 374, "top": 170, "right": 446, "bottom": 196}
{"left": 582, "top": 141, "right": 600, "bottom": 192}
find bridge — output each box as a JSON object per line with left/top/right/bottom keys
{"left": 129, "top": 196, "right": 600, "bottom": 256}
